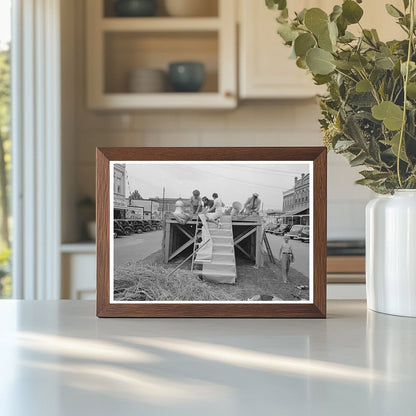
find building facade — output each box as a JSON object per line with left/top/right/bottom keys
{"left": 128, "top": 199, "right": 160, "bottom": 220}
{"left": 113, "top": 163, "right": 127, "bottom": 209}
{"left": 282, "top": 173, "right": 309, "bottom": 224}
{"left": 151, "top": 197, "right": 191, "bottom": 216}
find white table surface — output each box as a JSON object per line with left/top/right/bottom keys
{"left": 0, "top": 300, "right": 415, "bottom": 416}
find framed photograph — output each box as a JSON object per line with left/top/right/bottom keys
{"left": 96, "top": 147, "right": 327, "bottom": 318}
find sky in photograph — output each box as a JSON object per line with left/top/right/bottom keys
{"left": 125, "top": 162, "right": 310, "bottom": 211}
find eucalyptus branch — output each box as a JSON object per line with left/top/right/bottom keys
{"left": 334, "top": 68, "right": 358, "bottom": 83}
{"left": 359, "top": 69, "right": 381, "bottom": 104}
{"left": 397, "top": 0, "right": 415, "bottom": 188}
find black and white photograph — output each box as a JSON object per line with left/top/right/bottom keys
{"left": 110, "top": 161, "right": 313, "bottom": 303}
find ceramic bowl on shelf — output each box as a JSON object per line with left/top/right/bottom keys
{"left": 128, "top": 68, "right": 167, "bottom": 93}
{"left": 114, "top": 0, "right": 158, "bottom": 17}
{"left": 164, "top": 0, "right": 218, "bottom": 17}
{"left": 168, "top": 62, "right": 205, "bottom": 92}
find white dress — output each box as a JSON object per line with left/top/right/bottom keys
{"left": 206, "top": 198, "right": 224, "bottom": 221}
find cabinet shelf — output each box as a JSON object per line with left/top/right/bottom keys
{"left": 101, "top": 17, "right": 221, "bottom": 32}
{"left": 90, "top": 92, "right": 235, "bottom": 110}
{"left": 86, "top": 0, "right": 236, "bottom": 109}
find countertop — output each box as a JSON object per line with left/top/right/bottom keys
{"left": 0, "top": 300, "right": 415, "bottom": 415}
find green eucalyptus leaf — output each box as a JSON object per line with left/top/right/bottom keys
{"left": 296, "top": 8, "right": 307, "bottom": 23}
{"left": 401, "top": 61, "right": 416, "bottom": 76}
{"left": 362, "top": 29, "right": 376, "bottom": 45}
{"left": 318, "top": 27, "right": 334, "bottom": 52}
{"left": 339, "top": 31, "right": 356, "bottom": 43}
{"left": 296, "top": 57, "right": 308, "bottom": 69}
{"left": 306, "top": 48, "right": 335, "bottom": 75}
{"left": 277, "top": 23, "right": 298, "bottom": 43}
{"left": 334, "top": 139, "right": 355, "bottom": 151}
{"left": 330, "top": 5, "right": 342, "bottom": 21}
{"left": 385, "top": 4, "right": 404, "bottom": 18}
{"left": 350, "top": 152, "right": 368, "bottom": 167}
{"left": 355, "top": 178, "right": 378, "bottom": 186}
{"left": 407, "top": 82, "right": 416, "bottom": 99}
{"left": 399, "top": 14, "right": 411, "bottom": 29}
{"left": 266, "top": 0, "right": 287, "bottom": 11}
{"left": 378, "top": 78, "right": 386, "bottom": 99}
{"left": 372, "top": 101, "right": 404, "bottom": 130}
{"left": 313, "top": 74, "right": 332, "bottom": 85}
{"left": 294, "top": 33, "right": 316, "bottom": 58}
{"left": 333, "top": 60, "right": 353, "bottom": 70}
{"left": 304, "top": 8, "right": 329, "bottom": 35}
{"left": 342, "top": 0, "right": 364, "bottom": 24}
{"left": 369, "top": 136, "right": 382, "bottom": 163}
{"left": 356, "top": 79, "right": 372, "bottom": 92}
{"left": 381, "top": 132, "right": 409, "bottom": 162}
{"left": 375, "top": 55, "right": 395, "bottom": 70}
{"left": 276, "top": 14, "right": 287, "bottom": 24}
{"left": 344, "top": 114, "right": 367, "bottom": 147}
{"left": 360, "top": 170, "right": 391, "bottom": 180}
{"left": 328, "top": 21, "right": 338, "bottom": 44}
{"left": 336, "top": 15, "right": 348, "bottom": 36}
{"left": 350, "top": 54, "right": 368, "bottom": 70}
{"left": 349, "top": 92, "right": 377, "bottom": 107}
{"left": 371, "top": 29, "right": 380, "bottom": 42}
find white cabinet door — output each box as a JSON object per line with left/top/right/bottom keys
{"left": 238, "top": 0, "right": 403, "bottom": 99}
{"left": 62, "top": 253, "right": 96, "bottom": 300}
{"left": 239, "top": 0, "right": 325, "bottom": 99}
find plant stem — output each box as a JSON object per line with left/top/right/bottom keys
{"left": 334, "top": 68, "right": 358, "bottom": 84}
{"left": 397, "top": 0, "right": 415, "bottom": 188}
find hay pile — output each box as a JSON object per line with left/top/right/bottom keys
{"left": 114, "top": 262, "right": 237, "bottom": 302}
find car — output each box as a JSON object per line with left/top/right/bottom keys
{"left": 285, "top": 225, "right": 304, "bottom": 239}
{"left": 273, "top": 223, "right": 291, "bottom": 235}
{"left": 299, "top": 225, "right": 310, "bottom": 243}
{"left": 114, "top": 220, "right": 134, "bottom": 237}
{"left": 265, "top": 223, "right": 278, "bottom": 233}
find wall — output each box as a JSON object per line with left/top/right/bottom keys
{"left": 61, "top": 0, "right": 374, "bottom": 243}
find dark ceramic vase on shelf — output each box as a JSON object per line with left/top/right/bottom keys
{"left": 168, "top": 62, "right": 205, "bottom": 93}
{"left": 114, "top": 0, "right": 157, "bottom": 17}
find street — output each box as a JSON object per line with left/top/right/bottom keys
{"left": 114, "top": 229, "right": 309, "bottom": 278}
{"left": 266, "top": 233, "right": 310, "bottom": 277}
{"left": 114, "top": 230, "right": 163, "bottom": 267}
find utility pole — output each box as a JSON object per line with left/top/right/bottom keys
{"left": 162, "top": 187, "right": 165, "bottom": 218}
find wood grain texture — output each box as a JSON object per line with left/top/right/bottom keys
{"left": 96, "top": 147, "right": 327, "bottom": 318}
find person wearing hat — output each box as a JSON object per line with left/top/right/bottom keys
{"left": 190, "top": 189, "right": 202, "bottom": 214}
{"left": 279, "top": 235, "right": 294, "bottom": 283}
{"left": 241, "top": 193, "right": 261, "bottom": 215}
{"left": 205, "top": 193, "right": 224, "bottom": 227}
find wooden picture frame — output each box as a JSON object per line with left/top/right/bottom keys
{"left": 96, "top": 147, "right": 327, "bottom": 318}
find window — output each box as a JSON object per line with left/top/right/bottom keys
{"left": 0, "top": 0, "right": 11, "bottom": 298}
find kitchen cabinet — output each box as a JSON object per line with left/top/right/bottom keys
{"left": 238, "top": 0, "right": 404, "bottom": 99}
{"left": 61, "top": 245, "right": 96, "bottom": 300}
{"left": 86, "top": 0, "right": 237, "bottom": 109}
{"left": 239, "top": 0, "right": 324, "bottom": 99}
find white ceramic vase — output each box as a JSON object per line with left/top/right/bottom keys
{"left": 366, "top": 190, "right": 416, "bottom": 317}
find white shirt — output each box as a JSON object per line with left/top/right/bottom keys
{"left": 213, "top": 198, "right": 224, "bottom": 213}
